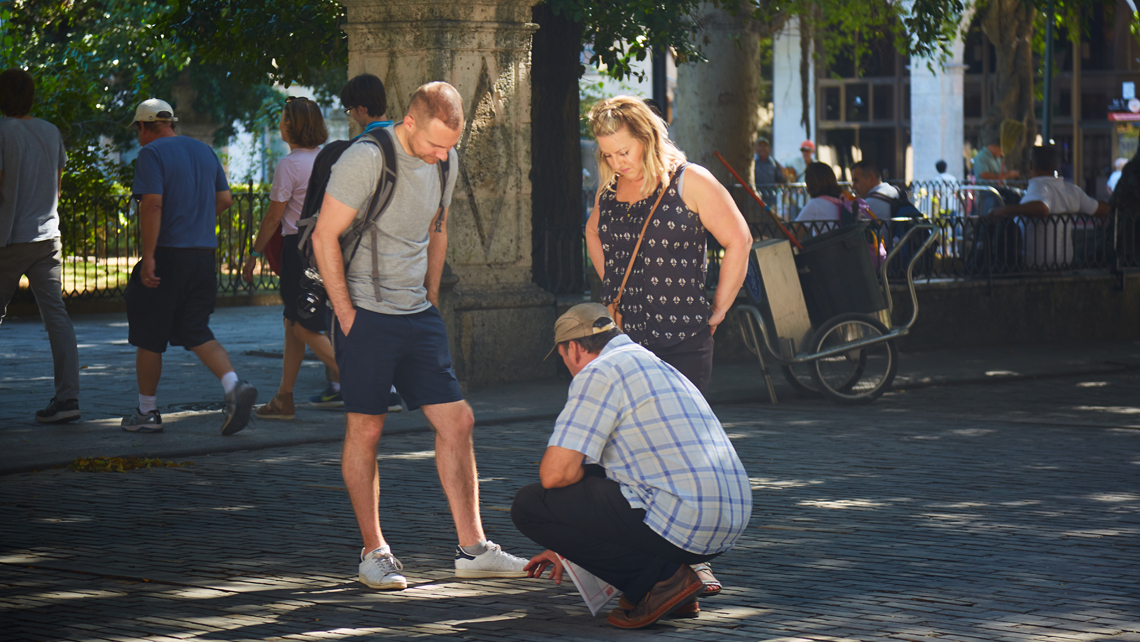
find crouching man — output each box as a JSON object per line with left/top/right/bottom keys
{"left": 511, "top": 303, "right": 752, "bottom": 629}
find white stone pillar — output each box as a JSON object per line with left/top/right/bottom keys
{"left": 771, "top": 17, "right": 816, "bottom": 167}
{"left": 908, "top": 2, "right": 972, "bottom": 183}
{"left": 339, "top": 0, "right": 555, "bottom": 387}
{"left": 910, "top": 52, "right": 967, "bottom": 182}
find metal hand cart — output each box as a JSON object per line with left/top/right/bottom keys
{"left": 735, "top": 222, "right": 940, "bottom": 404}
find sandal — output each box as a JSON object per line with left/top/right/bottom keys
{"left": 691, "top": 563, "right": 721, "bottom": 596}
{"left": 255, "top": 392, "right": 295, "bottom": 420}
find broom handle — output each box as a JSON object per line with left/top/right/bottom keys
{"left": 714, "top": 151, "right": 804, "bottom": 250}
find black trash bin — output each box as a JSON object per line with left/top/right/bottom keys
{"left": 794, "top": 223, "right": 887, "bottom": 327}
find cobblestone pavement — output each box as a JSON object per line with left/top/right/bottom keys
{"left": 2, "top": 368, "right": 1138, "bottom": 642}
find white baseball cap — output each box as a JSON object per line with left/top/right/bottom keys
{"left": 133, "top": 98, "right": 178, "bottom": 123}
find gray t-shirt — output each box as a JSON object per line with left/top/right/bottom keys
{"left": 0, "top": 117, "right": 67, "bottom": 247}
{"left": 325, "top": 127, "right": 458, "bottom": 315}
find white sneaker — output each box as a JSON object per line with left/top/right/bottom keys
{"left": 359, "top": 547, "right": 407, "bottom": 590}
{"left": 454, "top": 540, "right": 528, "bottom": 578}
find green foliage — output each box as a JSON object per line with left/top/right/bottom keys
{"left": 745, "top": 0, "right": 965, "bottom": 75}
{"left": 0, "top": 0, "right": 344, "bottom": 203}
{"left": 161, "top": 0, "right": 347, "bottom": 100}
{"left": 547, "top": 0, "right": 708, "bottom": 81}
{"left": 1, "top": 0, "right": 185, "bottom": 199}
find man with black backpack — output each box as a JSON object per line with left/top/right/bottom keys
{"left": 309, "top": 81, "right": 528, "bottom": 591}
{"left": 851, "top": 159, "right": 928, "bottom": 271}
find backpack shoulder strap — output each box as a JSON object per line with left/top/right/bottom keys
{"left": 349, "top": 129, "right": 400, "bottom": 304}
{"left": 433, "top": 154, "right": 450, "bottom": 232}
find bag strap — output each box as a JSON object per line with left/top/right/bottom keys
{"left": 344, "top": 129, "right": 398, "bottom": 303}
{"left": 612, "top": 171, "right": 672, "bottom": 310}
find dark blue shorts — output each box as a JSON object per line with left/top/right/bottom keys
{"left": 125, "top": 247, "right": 217, "bottom": 353}
{"left": 333, "top": 306, "right": 464, "bottom": 415}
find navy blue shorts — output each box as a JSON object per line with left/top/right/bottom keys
{"left": 333, "top": 306, "right": 464, "bottom": 415}
{"left": 125, "top": 247, "right": 217, "bottom": 353}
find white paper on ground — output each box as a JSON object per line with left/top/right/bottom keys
{"left": 557, "top": 554, "right": 618, "bottom": 616}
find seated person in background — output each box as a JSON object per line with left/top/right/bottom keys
{"left": 935, "top": 159, "right": 958, "bottom": 185}
{"left": 992, "top": 145, "right": 1108, "bottom": 269}
{"left": 850, "top": 159, "right": 899, "bottom": 221}
{"left": 512, "top": 304, "right": 752, "bottom": 630}
{"left": 972, "top": 139, "right": 1018, "bottom": 181}
{"left": 1107, "top": 157, "right": 1127, "bottom": 194}
{"left": 795, "top": 162, "right": 852, "bottom": 225}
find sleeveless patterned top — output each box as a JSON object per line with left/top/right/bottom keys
{"left": 598, "top": 164, "right": 710, "bottom": 348}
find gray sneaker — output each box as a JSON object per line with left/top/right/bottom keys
{"left": 359, "top": 547, "right": 407, "bottom": 590}
{"left": 121, "top": 408, "right": 163, "bottom": 433}
{"left": 220, "top": 381, "right": 257, "bottom": 436}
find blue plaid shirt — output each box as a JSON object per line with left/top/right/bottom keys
{"left": 549, "top": 334, "right": 752, "bottom": 555}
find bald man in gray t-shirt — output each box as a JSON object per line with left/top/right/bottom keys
{"left": 311, "top": 80, "right": 527, "bottom": 591}
{"left": 325, "top": 129, "right": 457, "bottom": 315}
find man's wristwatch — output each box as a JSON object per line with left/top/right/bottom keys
{"left": 249, "top": 249, "right": 262, "bottom": 258}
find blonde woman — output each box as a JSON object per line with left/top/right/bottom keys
{"left": 242, "top": 97, "right": 339, "bottom": 418}
{"left": 585, "top": 96, "right": 753, "bottom": 596}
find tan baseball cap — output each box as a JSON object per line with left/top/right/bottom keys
{"left": 545, "top": 303, "right": 617, "bottom": 360}
{"left": 133, "top": 98, "right": 178, "bottom": 123}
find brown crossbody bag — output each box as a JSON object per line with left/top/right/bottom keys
{"left": 607, "top": 173, "right": 671, "bottom": 330}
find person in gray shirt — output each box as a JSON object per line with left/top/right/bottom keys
{"left": 0, "top": 69, "right": 80, "bottom": 424}
{"left": 312, "top": 80, "right": 528, "bottom": 591}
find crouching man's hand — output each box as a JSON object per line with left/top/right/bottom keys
{"left": 524, "top": 549, "right": 565, "bottom": 584}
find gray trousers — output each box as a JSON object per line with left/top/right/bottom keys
{"left": 0, "top": 238, "right": 80, "bottom": 401}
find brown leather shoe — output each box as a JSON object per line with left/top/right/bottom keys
{"left": 618, "top": 594, "right": 699, "bottom": 618}
{"left": 607, "top": 564, "right": 703, "bottom": 629}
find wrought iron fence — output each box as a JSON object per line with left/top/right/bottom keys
{"left": 10, "top": 185, "right": 279, "bottom": 305}
{"left": 15, "top": 182, "right": 1137, "bottom": 303}
{"left": 534, "top": 181, "right": 1137, "bottom": 296}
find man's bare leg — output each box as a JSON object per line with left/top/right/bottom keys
{"left": 135, "top": 348, "right": 162, "bottom": 396}
{"left": 342, "top": 411, "right": 388, "bottom": 551}
{"left": 422, "top": 400, "right": 484, "bottom": 547}
{"left": 190, "top": 339, "right": 234, "bottom": 379}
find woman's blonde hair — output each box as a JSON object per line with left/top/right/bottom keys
{"left": 588, "top": 96, "right": 686, "bottom": 199}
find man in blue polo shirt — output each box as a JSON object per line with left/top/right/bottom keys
{"left": 512, "top": 303, "right": 752, "bottom": 629}
{"left": 121, "top": 98, "right": 256, "bottom": 435}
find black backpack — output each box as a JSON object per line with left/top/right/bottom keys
{"left": 868, "top": 187, "right": 930, "bottom": 273}
{"left": 867, "top": 186, "right": 922, "bottom": 221}
{"left": 295, "top": 128, "right": 449, "bottom": 302}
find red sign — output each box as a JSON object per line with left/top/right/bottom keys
{"left": 1109, "top": 112, "right": 1140, "bottom": 121}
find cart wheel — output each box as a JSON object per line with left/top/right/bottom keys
{"left": 809, "top": 313, "right": 898, "bottom": 404}
{"left": 779, "top": 328, "right": 820, "bottom": 396}
{"left": 780, "top": 364, "right": 819, "bottom": 396}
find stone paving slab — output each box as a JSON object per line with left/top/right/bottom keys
{"left": 2, "top": 375, "right": 1138, "bottom": 641}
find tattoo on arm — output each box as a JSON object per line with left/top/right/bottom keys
{"left": 434, "top": 208, "right": 446, "bottom": 233}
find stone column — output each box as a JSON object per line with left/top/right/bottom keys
{"left": 673, "top": 3, "right": 763, "bottom": 191}
{"left": 910, "top": 47, "right": 968, "bottom": 182}
{"left": 771, "top": 17, "right": 816, "bottom": 167}
{"left": 339, "top": 0, "right": 555, "bottom": 387}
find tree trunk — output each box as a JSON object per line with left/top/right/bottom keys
{"left": 673, "top": 2, "right": 763, "bottom": 200}
{"left": 980, "top": 0, "right": 1037, "bottom": 174}
{"left": 530, "top": 4, "right": 586, "bottom": 294}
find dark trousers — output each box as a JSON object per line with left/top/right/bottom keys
{"left": 649, "top": 326, "right": 714, "bottom": 393}
{"left": 511, "top": 470, "right": 717, "bottom": 604}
